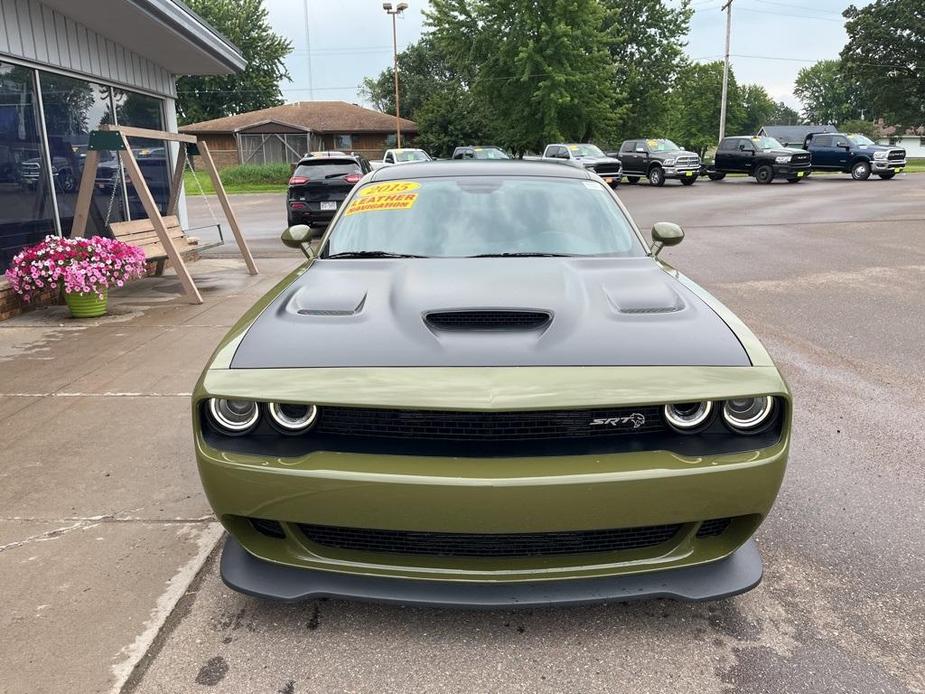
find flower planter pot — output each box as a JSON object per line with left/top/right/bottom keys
{"left": 65, "top": 289, "right": 108, "bottom": 318}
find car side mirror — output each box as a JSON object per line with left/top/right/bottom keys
{"left": 650, "top": 222, "right": 684, "bottom": 257}
{"left": 281, "top": 224, "right": 315, "bottom": 260}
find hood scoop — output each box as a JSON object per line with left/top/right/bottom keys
{"left": 425, "top": 310, "right": 552, "bottom": 332}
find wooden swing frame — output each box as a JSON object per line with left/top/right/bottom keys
{"left": 70, "top": 125, "right": 258, "bottom": 304}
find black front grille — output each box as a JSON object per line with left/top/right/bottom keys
{"left": 888, "top": 149, "right": 905, "bottom": 160}
{"left": 425, "top": 310, "right": 551, "bottom": 331}
{"left": 315, "top": 405, "right": 665, "bottom": 441}
{"left": 696, "top": 517, "right": 732, "bottom": 537}
{"left": 299, "top": 523, "right": 682, "bottom": 557}
{"left": 791, "top": 153, "right": 811, "bottom": 166}
{"left": 592, "top": 163, "right": 622, "bottom": 175}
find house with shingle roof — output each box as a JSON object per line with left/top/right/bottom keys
{"left": 180, "top": 101, "right": 418, "bottom": 168}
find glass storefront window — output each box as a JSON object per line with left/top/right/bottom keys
{"left": 39, "top": 72, "right": 123, "bottom": 239}
{"left": 0, "top": 63, "right": 56, "bottom": 272}
{"left": 112, "top": 89, "right": 169, "bottom": 219}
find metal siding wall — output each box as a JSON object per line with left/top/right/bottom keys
{"left": 0, "top": 0, "right": 176, "bottom": 97}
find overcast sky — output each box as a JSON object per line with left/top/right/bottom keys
{"left": 264, "top": 0, "right": 871, "bottom": 112}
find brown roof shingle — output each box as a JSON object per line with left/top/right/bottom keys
{"left": 179, "top": 101, "right": 417, "bottom": 135}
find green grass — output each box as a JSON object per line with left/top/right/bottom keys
{"left": 903, "top": 158, "right": 925, "bottom": 173}
{"left": 183, "top": 163, "right": 291, "bottom": 195}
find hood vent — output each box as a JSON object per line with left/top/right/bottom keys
{"left": 425, "top": 310, "right": 552, "bottom": 332}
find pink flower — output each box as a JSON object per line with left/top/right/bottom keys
{"left": 6, "top": 235, "right": 148, "bottom": 302}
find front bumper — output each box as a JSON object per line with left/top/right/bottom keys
{"left": 663, "top": 166, "right": 700, "bottom": 180}
{"left": 195, "top": 365, "right": 789, "bottom": 596}
{"left": 221, "top": 534, "right": 763, "bottom": 605}
{"left": 872, "top": 158, "right": 905, "bottom": 172}
{"left": 773, "top": 164, "right": 812, "bottom": 177}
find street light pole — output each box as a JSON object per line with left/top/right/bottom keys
{"left": 719, "top": 0, "right": 733, "bottom": 142}
{"left": 383, "top": 2, "right": 408, "bottom": 148}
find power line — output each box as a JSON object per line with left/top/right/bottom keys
{"left": 751, "top": 0, "right": 843, "bottom": 17}
{"left": 734, "top": 6, "right": 844, "bottom": 22}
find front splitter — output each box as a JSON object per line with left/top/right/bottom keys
{"left": 220, "top": 536, "right": 763, "bottom": 607}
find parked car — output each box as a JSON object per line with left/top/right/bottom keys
{"left": 706, "top": 136, "right": 812, "bottom": 184}
{"left": 286, "top": 154, "right": 371, "bottom": 228}
{"left": 196, "top": 160, "right": 791, "bottom": 606}
{"left": 452, "top": 145, "right": 512, "bottom": 160}
{"left": 541, "top": 143, "right": 622, "bottom": 187}
{"left": 615, "top": 139, "right": 701, "bottom": 186}
{"left": 371, "top": 148, "right": 432, "bottom": 170}
{"left": 18, "top": 155, "right": 77, "bottom": 193}
{"left": 803, "top": 132, "right": 906, "bottom": 180}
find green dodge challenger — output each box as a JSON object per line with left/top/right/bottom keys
{"left": 193, "top": 161, "right": 790, "bottom": 606}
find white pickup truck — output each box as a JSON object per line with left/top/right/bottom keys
{"left": 541, "top": 143, "right": 623, "bottom": 187}
{"left": 370, "top": 148, "right": 433, "bottom": 170}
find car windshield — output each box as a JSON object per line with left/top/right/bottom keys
{"left": 324, "top": 177, "right": 644, "bottom": 259}
{"left": 394, "top": 150, "right": 430, "bottom": 162}
{"left": 293, "top": 159, "right": 360, "bottom": 180}
{"left": 847, "top": 134, "right": 875, "bottom": 146}
{"left": 472, "top": 147, "right": 511, "bottom": 159}
{"left": 566, "top": 144, "right": 605, "bottom": 157}
{"left": 751, "top": 136, "right": 783, "bottom": 150}
{"left": 646, "top": 139, "right": 680, "bottom": 152}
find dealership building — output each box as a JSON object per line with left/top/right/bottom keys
{"left": 0, "top": 0, "right": 244, "bottom": 289}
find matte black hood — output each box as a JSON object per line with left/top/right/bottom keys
{"left": 231, "top": 258, "right": 749, "bottom": 368}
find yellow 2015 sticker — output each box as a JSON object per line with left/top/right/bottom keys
{"left": 346, "top": 181, "right": 421, "bottom": 215}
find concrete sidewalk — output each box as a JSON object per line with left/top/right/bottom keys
{"left": 0, "top": 256, "right": 301, "bottom": 694}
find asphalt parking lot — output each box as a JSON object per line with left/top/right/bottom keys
{"left": 163, "top": 174, "right": 925, "bottom": 693}
{"left": 2, "top": 173, "right": 922, "bottom": 693}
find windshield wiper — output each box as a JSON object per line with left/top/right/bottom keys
{"left": 468, "top": 252, "right": 578, "bottom": 258}
{"left": 326, "top": 251, "right": 427, "bottom": 259}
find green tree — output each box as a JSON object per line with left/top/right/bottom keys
{"left": 769, "top": 101, "right": 800, "bottom": 126}
{"left": 841, "top": 0, "right": 924, "bottom": 126}
{"left": 359, "top": 38, "right": 455, "bottom": 122}
{"left": 426, "top": 0, "right": 618, "bottom": 153}
{"left": 600, "top": 0, "right": 693, "bottom": 142}
{"left": 668, "top": 61, "right": 741, "bottom": 156}
{"left": 738, "top": 84, "right": 776, "bottom": 135}
{"left": 413, "top": 87, "right": 492, "bottom": 157}
{"left": 793, "top": 59, "right": 861, "bottom": 124}
{"left": 177, "top": 0, "right": 291, "bottom": 124}
{"left": 838, "top": 119, "right": 879, "bottom": 139}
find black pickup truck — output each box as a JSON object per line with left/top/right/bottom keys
{"left": 613, "top": 139, "right": 701, "bottom": 186}
{"left": 803, "top": 132, "right": 905, "bottom": 180}
{"left": 706, "top": 136, "right": 812, "bottom": 184}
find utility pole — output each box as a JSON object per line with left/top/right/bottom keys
{"left": 719, "top": 0, "right": 733, "bottom": 142}
{"left": 303, "top": 0, "right": 313, "bottom": 100}
{"left": 383, "top": 3, "right": 408, "bottom": 148}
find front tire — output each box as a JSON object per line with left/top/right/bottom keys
{"left": 878, "top": 171, "right": 896, "bottom": 180}
{"left": 680, "top": 176, "right": 697, "bottom": 186}
{"left": 648, "top": 167, "right": 666, "bottom": 187}
{"left": 626, "top": 176, "right": 640, "bottom": 184}
{"left": 851, "top": 160, "right": 871, "bottom": 180}
{"left": 707, "top": 171, "right": 726, "bottom": 181}
{"left": 754, "top": 164, "right": 774, "bottom": 184}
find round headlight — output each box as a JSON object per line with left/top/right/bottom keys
{"left": 267, "top": 402, "right": 318, "bottom": 433}
{"left": 664, "top": 401, "right": 713, "bottom": 431}
{"left": 208, "top": 398, "right": 259, "bottom": 434}
{"left": 722, "top": 396, "right": 774, "bottom": 432}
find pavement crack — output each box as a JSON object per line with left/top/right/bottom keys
{"left": 0, "top": 520, "right": 96, "bottom": 553}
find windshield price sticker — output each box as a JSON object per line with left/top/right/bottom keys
{"left": 346, "top": 181, "right": 421, "bottom": 215}
{"left": 358, "top": 181, "right": 421, "bottom": 197}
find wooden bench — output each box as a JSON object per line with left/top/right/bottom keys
{"left": 109, "top": 215, "right": 223, "bottom": 276}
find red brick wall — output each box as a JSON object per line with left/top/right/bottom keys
{"left": 0, "top": 279, "right": 60, "bottom": 321}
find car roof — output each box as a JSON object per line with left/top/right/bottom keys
{"left": 296, "top": 155, "right": 359, "bottom": 165}
{"left": 368, "top": 160, "right": 592, "bottom": 181}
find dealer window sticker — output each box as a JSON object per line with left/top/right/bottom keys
{"left": 346, "top": 181, "right": 421, "bottom": 215}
